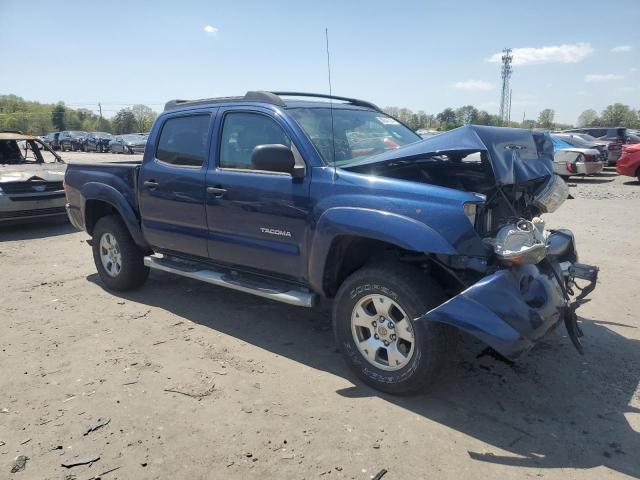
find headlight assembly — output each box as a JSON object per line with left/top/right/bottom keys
{"left": 533, "top": 174, "right": 569, "bottom": 213}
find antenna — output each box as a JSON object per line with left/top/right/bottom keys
{"left": 325, "top": 27, "right": 337, "bottom": 180}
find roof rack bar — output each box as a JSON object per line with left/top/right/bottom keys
{"left": 163, "top": 91, "right": 381, "bottom": 112}
{"left": 270, "top": 92, "right": 381, "bottom": 111}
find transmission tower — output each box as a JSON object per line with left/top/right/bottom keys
{"left": 499, "top": 48, "right": 513, "bottom": 126}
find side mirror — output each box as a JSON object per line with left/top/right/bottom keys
{"left": 251, "top": 144, "right": 303, "bottom": 178}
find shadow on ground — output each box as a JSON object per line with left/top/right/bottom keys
{"left": 569, "top": 177, "right": 615, "bottom": 185}
{"left": 0, "top": 218, "right": 75, "bottom": 241}
{"left": 90, "top": 271, "right": 640, "bottom": 477}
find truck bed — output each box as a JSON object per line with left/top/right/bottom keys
{"left": 64, "top": 161, "right": 142, "bottom": 231}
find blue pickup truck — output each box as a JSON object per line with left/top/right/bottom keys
{"left": 64, "top": 91, "right": 597, "bottom": 393}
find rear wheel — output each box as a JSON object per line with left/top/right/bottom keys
{"left": 92, "top": 215, "right": 149, "bottom": 291}
{"left": 333, "top": 263, "right": 455, "bottom": 394}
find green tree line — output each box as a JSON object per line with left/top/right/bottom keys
{"left": 1, "top": 93, "right": 638, "bottom": 135}
{"left": 0, "top": 94, "right": 157, "bottom": 135}
{"left": 384, "top": 103, "right": 639, "bottom": 132}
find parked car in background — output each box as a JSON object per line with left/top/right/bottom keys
{"left": 416, "top": 129, "right": 441, "bottom": 139}
{"left": 42, "top": 132, "right": 61, "bottom": 151}
{"left": 109, "top": 134, "right": 147, "bottom": 154}
{"left": 83, "top": 132, "right": 114, "bottom": 152}
{"left": 553, "top": 132, "right": 608, "bottom": 164}
{"left": 550, "top": 134, "right": 603, "bottom": 177}
{"left": 58, "top": 131, "right": 88, "bottom": 152}
{"left": 564, "top": 127, "right": 630, "bottom": 165}
{"left": 616, "top": 143, "right": 640, "bottom": 182}
{"left": 0, "top": 132, "right": 67, "bottom": 223}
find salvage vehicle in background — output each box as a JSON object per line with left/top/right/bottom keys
{"left": 59, "top": 131, "right": 88, "bottom": 152}
{"left": 42, "top": 132, "right": 61, "bottom": 151}
{"left": 64, "top": 91, "right": 598, "bottom": 394}
{"left": 564, "top": 127, "right": 631, "bottom": 166}
{"left": 83, "top": 132, "right": 114, "bottom": 152}
{"left": 553, "top": 132, "right": 608, "bottom": 165}
{"left": 550, "top": 134, "right": 603, "bottom": 177}
{"left": 615, "top": 143, "right": 640, "bottom": 182}
{"left": 0, "top": 132, "right": 67, "bottom": 223}
{"left": 109, "top": 134, "right": 147, "bottom": 154}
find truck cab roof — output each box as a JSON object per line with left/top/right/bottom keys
{"left": 163, "top": 91, "right": 381, "bottom": 113}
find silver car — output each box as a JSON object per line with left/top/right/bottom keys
{"left": 0, "top": 132, "right": 67, "bottom": 223}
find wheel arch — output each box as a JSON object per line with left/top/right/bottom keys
{"left": 308, "top": 207, "right": 457, "bottom": 297}
{"left": 81, "top": 182, "right": 149, "bottom": 249}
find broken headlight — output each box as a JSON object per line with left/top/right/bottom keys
{"left": 532, "top": 174, "right": 569, "bottom": 213}
{"left": 492, "top": 218, "right": 547, "bottom": 265}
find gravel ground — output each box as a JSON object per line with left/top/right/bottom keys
{"left": 1, "top": 152, "right": 639, "bottom": 479}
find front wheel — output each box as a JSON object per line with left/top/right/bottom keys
{"left": 333, "top": 263, "right": 455, "bottom": 394}
{"left": 92, "top": 215, "right": 149, "bottom": 291}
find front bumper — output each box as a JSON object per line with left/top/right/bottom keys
{"left": 0, "top": 194, "right": 67, "bottom": 223}
{"left": 418, "top": 230, "right": 598, "bottom": 360}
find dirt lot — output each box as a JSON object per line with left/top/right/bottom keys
{"left": 1, "top": 153, "right": 639, "bottom": 479}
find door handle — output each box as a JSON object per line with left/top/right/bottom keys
{"left": 207, "top": 186, "right": 227, "bottom": 197}
{"left": 144, "top": 180, "right": 159, "bottom": 189}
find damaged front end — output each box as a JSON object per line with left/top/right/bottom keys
{"left": 420, "top": 224, "right": 598, "bottom": 360}
{"left": 347, "top": 125, "right": 599, "bottom": 360}
{"left": 420, "top": 171, "right": 597, "bottom": 360}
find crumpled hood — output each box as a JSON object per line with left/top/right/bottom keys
{"left": 344, "top": 125, "right": 555, "bottom": 186}
{"left": 0, "top": 162, "right": 67, "bottom": 183}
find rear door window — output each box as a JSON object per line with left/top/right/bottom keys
{"left": 156, "top": 115, "right": 210, "bottom": 167}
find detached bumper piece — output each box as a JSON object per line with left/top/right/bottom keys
{"left": 562, "top": 262, "right": 598, "bottom": 354}
{"left": 417, "top": 230, "right": 598, "bottom": 360}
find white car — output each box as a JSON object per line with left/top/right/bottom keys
{"left": 551, "top": 135, "right": 603, "bottom": 178}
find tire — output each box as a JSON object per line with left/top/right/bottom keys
{"left": 92, "top": 215, "right": 149, "bottom": 291}
{"left": 333, "top": 262, "right": 455, "bottom": 394}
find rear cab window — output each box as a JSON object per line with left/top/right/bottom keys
{"left": 155, "top": 115, "right": 210, "bottom": 167}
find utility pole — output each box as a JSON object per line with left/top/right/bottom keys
{"left": 98, "top": 102, "right": 103, "bottom": 127}
{"left": 498, "top": 48, "right": 513, "bottom": 126}
{"left": 508, "top": 88, "right": 512, "bottom": 125}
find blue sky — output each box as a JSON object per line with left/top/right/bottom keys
{"left": 1, "top": 0, "right": 638, "bottom": 124}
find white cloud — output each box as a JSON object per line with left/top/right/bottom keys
{"left": 204, "top": 25, "right": 218, "bottom": 35}
{"left": 584, "top": 73, "right": 625, "bottom": 82}
{"left": 611, "top": 45, "right": 632, "bottom": 53}
{"left": 488, "top": 42, "right": 593, "bottom": 66}
{"left": 621, "top": 86, "right": 640, "bottom": 92}
{"left": 630, "top": 67, "right": 638, "bottom": 73}
{"left": 451, "top": 80, "right": 494, "bottom": 91}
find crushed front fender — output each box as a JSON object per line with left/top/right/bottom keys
{"left": 417, "top": 263, "right": 569, "bottom": 360}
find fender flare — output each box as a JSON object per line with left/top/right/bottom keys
{"left": 81, "top": 182, "right": 148, "bottom": 248}
{"left": 308, "top": 207, "right": 456, "bottom": 294}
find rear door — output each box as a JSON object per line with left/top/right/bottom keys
{"left": 138, "top": 110, "right": 217, "bottom": 258}
{"left": 204, "top": 107, "right": 311, "bottom": 281}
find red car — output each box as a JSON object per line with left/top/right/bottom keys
{"left": 616, "top": 143, "right": 640, "bottom": 181}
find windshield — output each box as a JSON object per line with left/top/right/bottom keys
{"left": 0, "top": 139, "right": 59, "bottom": 165}
{"left": 551, "top": 135, "right": 574, "bottom": 151}
{"left": 122, "top": 134, "right": 144, "bottom": 141}
{"left": 96, "top": 132, "right": 113, "bottom": 139}
{"left": 288, "top": 107, "right": 421, "bottom": 166}
{"left": 557, "top": 135, "right": 590, "bottom": 148}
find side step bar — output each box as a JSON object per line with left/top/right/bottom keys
{"left": 144, "top": 256, "right": 317, "bottom": 308}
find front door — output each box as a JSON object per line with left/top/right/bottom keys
{"left": 138, "top": 111, "right": 215, "bottom": 258}
{"left": 204, "top": 108, "right": 311, "bottom": 281}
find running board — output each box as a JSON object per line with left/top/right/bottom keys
{"left": 144, "top": 255, "right": 316, "bottom": 308}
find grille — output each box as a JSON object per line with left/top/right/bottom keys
{"left": 1, "top": 181, "right": 63, "bottom": 194}
{"left": 0, "top": 206, "right": 66, "bottom": 219}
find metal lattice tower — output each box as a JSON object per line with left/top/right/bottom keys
{"left": 499, "top": 48, "right": 513, "bottom": 126}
